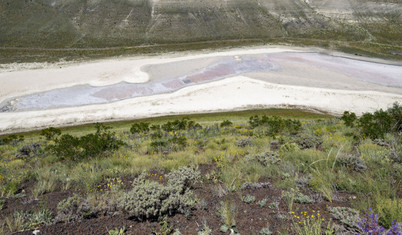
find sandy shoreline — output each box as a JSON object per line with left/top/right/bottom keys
{"left": 0, "top": 46, "right": 401, "bottom": 134}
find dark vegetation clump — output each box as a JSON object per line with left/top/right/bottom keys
{"left": 119, "top": 167, "right": 200, "bottom": 221}
{"left": 162, "top": 118, "right": 201, "bottom": 132}
{"left": 48, "top": 123, "right": 124, "bottom": 160}
{"left": 130, "top": 122, "right": 150, "bottom": 134}
{"left": 342, "top": 102, "right": 401, "bottom": 140}
{"left": 341, "top": 111, "right": 357, "bottom": 127}
{"left": 249, "top": 115, "right": 301, "bottom": 136}
{"left": 220, "top": 120, "right": 233, "bottom": 128}
{"left": 40, "top": 127, "right": 61, "bottom": 140}
{"left": 1, "top": 134, "right": 24, "bottom": 145}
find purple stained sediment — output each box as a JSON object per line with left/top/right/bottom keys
{"left": 1, "top": 54, "right": 277, "bottom": 111}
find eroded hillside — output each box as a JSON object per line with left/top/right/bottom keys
{"left": 0, "top": 0, "right": 401, "bottom": 63}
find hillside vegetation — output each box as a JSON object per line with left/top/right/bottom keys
{"left": 0, "top": 0, "right": 401, "bottom": 62}
{"left": 0, "top": 107, "right": 400, "bottom": 234}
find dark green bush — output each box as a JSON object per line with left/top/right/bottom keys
{"left": 387, "top": 102, "right": 402, "bottom": 132}
{"left": 49, "top": 134, "right": 80, "bottom": 159}
{"left": 40, "top": 127, "right": 61, "bottom": 140}
{"left": 358, "top": 110, "right": 392, "bottom": 139}
{"left": 130, "top": 122, "right": 150, "bottom": 134}
{"left": 341, "top": 111, "right": 357, "bottom": 127}
{"left": 150, "top": 124, "right": 161, "bottom": 131}
{"left": 248, "top": 115, "right": 301, "bottom": 136}
{"left": 49, "top": 123, "right": 124, "bottom": 160}
{"left": 342, "top": 104, "right": 401, "bottom": 140}
{"left": 220, "top": 120, "right": 233, "bottom": 128}
{"left": 162, "top": 118, "right": 201, "bottom": 132}
{"left": 2, "top": 134, "right": 23, "bottom": 145}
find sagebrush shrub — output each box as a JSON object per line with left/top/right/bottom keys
{"left": 245, "top": 151, "right": 279, "bottom": 166}
{"left": 56, "top": 194, "right": 89, "bottom": 222}
{"left": 120, "top": 167, "right": 200, "bottom": 220}
{"left": 294, "top": 132, "right": 322, "bottom": 149}
{"left": 337, "top": 154, "right": 367, "bottom": 172}
{"left": 329, "top": 207, "right": 361, "bottom": 233}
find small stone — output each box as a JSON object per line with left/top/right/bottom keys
{"left": 33, "top": 230, "right": 41, "bottom": 235}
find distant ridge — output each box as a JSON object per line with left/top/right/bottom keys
{"left": 0, "top": 0, "right": 400, "bottom": 49}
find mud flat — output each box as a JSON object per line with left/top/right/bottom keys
{"left": 0, "top": 46, "right": 401, "bottom": 133}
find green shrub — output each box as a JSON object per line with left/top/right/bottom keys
{"left": 248, "top": 115, "right": 301, "bottom": 135}
{"left": 1, "top": 180, "right": 21, "bottom": 197}
{"left": 358, "top": 110, "right": 392, "bottom": 139}
{"left": 374, "top": 197, "right": 402, "bottom": 228}
{"left": 40, "top": 127, "right": 61, "bottom": 140}
{"left": 341, "top": 111, "right": 357, "bottom": 127}
{"left": 49, "top": 134, "right": 80, "bottom": 159}
{"left": 49, "top": 123, "right": 124, "bottom": 160}
{"left": 162, "top": 118, "right": 201, "bottom": 132}
{"left": 220, "top": 120, "right": 233, "bottom": 128}
{"left": 386, "top": 102, "right": 401, "bottom": 132}
{"left": 130, "top": 122, "right": 150, "bottom": 134}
